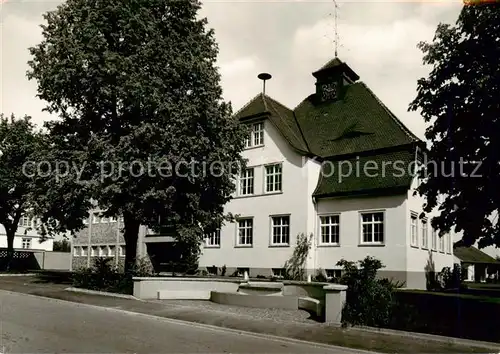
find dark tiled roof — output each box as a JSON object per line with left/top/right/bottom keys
{"left": 234, "top": 58, "right": 421, "bottom": 197}
{"left": 454, "top": 246, "right": 499, "bottom": 264}
{"left": 235, "top": 93, "right": 309, "bottom": 153}
{"left": 313, "top": 149, "right": 415, "bottom": 198}
{"left": 294, "top": 82, "right": 419, "bottom": 158}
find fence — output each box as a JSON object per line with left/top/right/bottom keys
{"left": 0, "top": 248, "right": 71, "bottom": 271}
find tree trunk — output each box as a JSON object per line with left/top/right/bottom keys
{"left": 123, "top": 215, "right": 140, "bottom": 274}
{"left": 5, "top": 229, "right": 15, "bottom": 272}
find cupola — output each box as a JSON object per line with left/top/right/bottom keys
{"left": 312, "top": 57, "right": 359, "bottom": 104}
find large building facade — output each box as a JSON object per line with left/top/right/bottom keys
{"left": 71, "top": 58, "right": 455, "bottom": 289}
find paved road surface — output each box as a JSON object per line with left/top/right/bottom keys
{"left": 0, "top": 290, "right": 369, "bottom": 353}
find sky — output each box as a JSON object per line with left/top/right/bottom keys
{"left": 0, "top": 0, "right": 464, "bottom": 140}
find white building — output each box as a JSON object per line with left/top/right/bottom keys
{"left": 0, "top": 215, "right": 54, "bottom": 251}
{"left": 197, "top": 58, "right": 454, "bottom": 289}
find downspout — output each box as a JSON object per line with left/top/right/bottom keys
{"left": 312, "top": 195, "right": 318, "bottom": 273}
{"left": 87, "top": 211, "right": 92, "bottom": 267}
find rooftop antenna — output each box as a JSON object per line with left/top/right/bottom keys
{"left": 333, "top": 0, "right": 339, "bottom": 58}
{"left": 258, "top": 73, "right": 272, "bottom": 95}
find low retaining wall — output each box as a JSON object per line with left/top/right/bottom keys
{"left": 211, "top": 291, "right": 299, "bottom": 310}
{"left": 133, "top": 277, "right": 240, "bottom": 299}
{"left": 132, "top": 276, "right": 347, "bottom": 325}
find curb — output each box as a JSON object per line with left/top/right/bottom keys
{"left": 64, "top": 287, "right": 142, "bottom": 301}
{"left": 0, "top": 273, "right": 37, "bottom": 277}
{"left": 0, "top": 289, "right": 376, "bottom": 354}
{"left": 351, "top": 326, "right": 500, "bottom": 351}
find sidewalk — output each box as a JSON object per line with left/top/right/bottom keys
{"left": 0, "top": 276, "right": 496, "bottom": 353}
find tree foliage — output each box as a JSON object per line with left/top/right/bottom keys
{"left": 409, "top": 4, "right": 500, "bottom": 248}
{"left": 0, "top": 114, "right": 47, "bottom": 269}
{"left": 283, "top": 233, "right": 312, "bottom": 281}
{"left": 27, "top": 0, "right": 246, "bottom": 271}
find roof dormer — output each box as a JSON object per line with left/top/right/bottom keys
{"left": 312, "top": 57, "right": 359, "bottom": 104}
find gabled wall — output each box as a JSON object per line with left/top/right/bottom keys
{"left": 198, "top": 118, "right": 314, "bottom": 275}
{"left": 0, "top": 224, "right": 54, "bottom": 251}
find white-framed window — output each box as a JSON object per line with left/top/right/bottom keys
{"left": 21, "top": 238, "right": 32, "bottom": 249}
{"left": 206, "top": 229, "right": 221, "bottom": 247}
{"left": 81, "top": 246, "right": 88, "bottom": 256}
{"left": 319, "top": 215, "right": 340, "bottom": 245}
{"left": 110, "top": 217, "right": 117, "bottom": 223}
{"left": 239, "top": 168, "right": 254, "bottom": 196}
{"left": 73, "top": 246, "right": 81, "bottom": 257}
{"left": 92, "top": 213, "right": 101, "bottom": 224}
{"left": 19, "top": 216, "right": 31, "bottom": 228}
{"left": 272, "top": 268, "right": 286, "bottom": 278}
{"left": 326, "top": 269, "right": 342, "bottom": 279}
{"left": 410, "top": 212, "right": 418, "bottom": 247}
{"left": 245, "top": 122, "right": 264, "bottom": 148}
{"left": 431, "top": 228, "right": 437, "bottom": 251}
{"left": 271, "top": 215, "right": 290, "bottom": 246}
{"left": 421, "top": 218, "right": 428, "bottom": 249}
{"left": 237, "top": 218, "right": 253, "bottom": 246}
{"left": 265, "top": 164, "right": 282, "bottom": 193}
{"left": 361, "top": 212, "right": 384, "bottom": 244}
{"left": 90, "top": 246, "right": 98, "bottom": 256}
{"left": 439, "top": 233, "right": 445, "bottom": 252}
{"left": 119, "top": 245, "right": 125, "bottom": 257}
{"left": 108, "top": 245, "right": 115, "bottom": 256}
{"left": 99, "top": 246, "right": 108, "bottom": 257}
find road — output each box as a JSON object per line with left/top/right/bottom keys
{"left": 0, "top": 290, "right": 369, "bottom": 353}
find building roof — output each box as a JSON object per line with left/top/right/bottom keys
{"left": 313, "top": 148, "right": 415, "bottom": 198}
{"left": 454, "top": 246, "right": 499, "bottom": 264}
{"left": 235, "top": 57, "right": 421, "bottom": 197}
{"left": 235, "top": 93, "right": 309, "bottom": 153}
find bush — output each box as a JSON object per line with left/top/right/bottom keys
{"left": 313, "top": 268, "right": 327, "bottom": 282}
{"left": 337, "top": 256, "right": 404, "bottom": 328}
{"left": 438, "top": 264, "right": 465, "bottom": 290}
{"left": 72, "top": 256, "right": 155, "bottom": 295}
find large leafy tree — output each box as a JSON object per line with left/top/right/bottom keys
{"left": 409, "top": 4, "right": 500, "bottom": 249}
{"left": 0, "top": 114, "right": 47, "bottom": 269}
{"left": 27, "top": 0, "right": 246, "bottom": 272}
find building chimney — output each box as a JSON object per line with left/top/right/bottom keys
{"left": 258, "top": 73, "right": 272, "bottom": 95}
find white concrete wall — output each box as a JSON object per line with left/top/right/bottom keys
{"left": 406, "top": 177, "right": 454, "bottom": 288}
{"left": 199, "top": 118, "right": 313, "bottom": 270}
{"left": 0, "top": 225, "right": 54, "bottom": 251}
{"left": 315, "top": 194, "right": 408, "bottom": 272}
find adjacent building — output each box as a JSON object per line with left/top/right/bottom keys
{"left": 0, "top": 215, "right": 54, "bottom": 251}
{"left": 71, "top": 57, "right": 455, "bottom": 289}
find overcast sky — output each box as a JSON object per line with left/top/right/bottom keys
{"left": 1, "top": 0, "right": 463, "bottom": 140}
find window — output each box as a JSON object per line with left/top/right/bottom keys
{"left": 92, "top": 213, "right": 100, "bottom": 224}
{"left": 22, "top": 238, "right": 32, "bottom": 249}
{"left": 319, "top": 215, "right": 340, "bottom": 245}
{"left": 91, "top": 246, "right": 98, "bottom": 256}
{"left": 271, "top": 216, "right": 290, "bottom": 245}
{"left": 245, "top": 122, "right": 264, "bottom": 148}
{"left": 83, "top": 218, "right": 89, "bottom": 225}
{"left": 431, "top": 228, "right": 437, "bottom": 251}
{"left": 73, "top": 247, "right": 80, "bottom": 257}
{"left": 19, "top": 216, "right": 31, "bottom": 228}
{"left": 206, "top": 229, "right": 221, "bottom": 247}
{"left": 110, "top": 217, "right": 117, "bottom": 223}
{"left": 108, "top": 245, "right": 115, "bottom": 256}
{"left": 446, "top": 233, "right": 452, "bottom": 253}
{"left": 421, "top": 218, "right": 428, "bottom": 249}
{"left": 239, "top": 168, "right": 254, "bottom": 196}
{"left": 325, "top": 269, "right": 342, "bottom": 280}
{"left": 272, "top": 268, "right": 286, "bottom": 278}
{"left": 100, "top": 246, "right": 108, "bottom": 257}
{"left": 265, "top": 164, "right": 282, "bottom": 193}
{"left": 439, "top": 234, "right": 445, "bottom": 252}
{"left": 237, "top": 219, "right": 253, "bottom": 246}
{"left": 236, "top": 267, "right": 250, "bottom": 277}
{"left": 361, "top": 212, "right": 384, "bottom": 244}
{"left": 119, "top": 245, "right": 125, "bottom": 256}
{"left": 410, "top": 212, "right": 418, "bottom": 247}
{"left": 81, "top": 246, "right": 88, "bottom": 256}
{"left": 101, "top": 217, "right": 109, "bottom": 223}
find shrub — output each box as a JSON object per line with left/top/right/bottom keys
{"left": 337, "top": 256, "right": 404, "bottom": 328}
{"left": 438, "top": 264, "right": 464, "bottom": 290}
{"left": 313, "top": 268, "right": 327, "bottom": 282}
{"left": 283, "top": 233, "right": 312, "bottom": 281}
{"left": 72, "top": 256, "right": 155, "bottom": 295}
{"left": 220, "top": 264, "right": 227, "bottom": 276}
